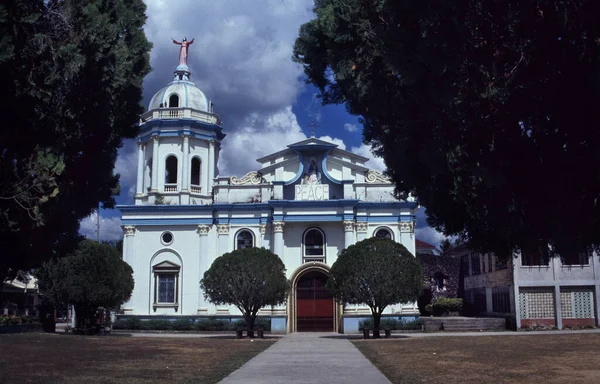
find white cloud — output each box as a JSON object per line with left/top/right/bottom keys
{"left": 143, "top": 0, "right": 314, "bottom": 118}
{"left": 79, "top": 212, "right": 123, "bottom": 242}
{"left": 415, "top": 226, "right": 446, "bottom": 248}
{"left": 349, "top": 144, "right": 386, "bottom": 172}
{"left": 115, "top": 142, "right": 138, "bottom": 200}
{"left": 219, "top": 106, "right": 307, "bottom": 175}
{"left": 344, "top": 123, "right": 358, "bottom": 133}
{"left": 317, "top": 135, "right": 346, "bottom": 150}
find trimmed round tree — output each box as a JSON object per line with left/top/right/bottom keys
{"left": 327, "top": 238, "right": 422, "bottom": 338}
{"left": 200, "top": 247, "right": 289, "bottom": 336}
{"left": 36, "top": 240, "right": 134, "bottom": 332}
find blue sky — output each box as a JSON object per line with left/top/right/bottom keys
{"left": 79, "top": 0, "right": 445, "bottom": 248}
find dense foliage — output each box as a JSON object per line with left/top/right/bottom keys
{"left": 327, "top": 238, "right": 422, "bottom": 337}
{"left": 113, "top": 317, "right": 272, "bottom": 332}
{"left": 0, "top": 0, "right": 151, "bottom": 281}
{"left": 200, "top": 248, "right": 289, "bottom": 335}
{"left": 425, "top": 297, "right": 464, "bottom": 317}
{"left": 36, "top": 240, "right": 134, "bottom": 331}
{"left": 294, "top": 0, "right": 600, "bottom": 259}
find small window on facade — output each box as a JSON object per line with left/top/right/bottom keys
{"left": 374, "top": 228, "right": 392, "bottom": 240}
{"left": 471, "top": 253, "right": 481, "bottom": 275}
{"left": 191, "top": 157, "right": 201, "bottom": 186}
{"left": 165, "top": 156, "right": 178, "bottom": 184}
{"left": 152, "top": 261, "right": 180, "bottom": 312}
{"left": 161, "top": 232, "right": 173, "bottom": 245}
{"left": 236, "top": 230, "right": 254, "bottom": 250}
{"left": 158, "top": 274, "right": 176, "bottom": 303}
{"left": 169, "top": 94, "right": 179, "bottom": 108}
{"left": 521, "top": 246, "right": 550, "bottom": 266}
{"left": 304, "top": 228, "right": 325, "bottom": 263}
{"left": 561, "top": 251, "right": 590, "bottom": 266}
{"left": 495, "top": 254, "right": 508, "bottom": 270}
{"left": 487, "top": 253, "right": 493, "bottom": 273}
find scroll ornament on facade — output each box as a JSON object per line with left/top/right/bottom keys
{"left": 230, "top": 171, "right": 264, "bottom": 185}
{"left": 365, "top": 170, "right": 391, "bottom": 183}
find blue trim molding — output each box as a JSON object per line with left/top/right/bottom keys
{"left": 320, "top": 149, "right": 341, "bottom": 185}
{"left": 285, "top": 150, "right": 305, "bottom": 186}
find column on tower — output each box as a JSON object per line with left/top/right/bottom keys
{"left": 182, "top": 135, "right": 190, "bottom": 192}
{"left": 135, "top": 142, "right": 145, "bottom": 196}
{"left": 151, "top": 135, "right": 159, "bottom": 192}
{"left": 208, "top": 140, "right": 215, "bottom": 188}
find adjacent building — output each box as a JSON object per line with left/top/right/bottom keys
{"left": 447, "top": 245, "right": 600, "bottom": 329}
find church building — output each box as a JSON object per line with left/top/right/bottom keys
{"left": 118, "top": 44, "right": 419, "bottom": 333}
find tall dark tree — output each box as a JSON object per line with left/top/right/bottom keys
{"left": 294, "top": 0, "right": 600, "bottom": 259}
{"left": 438, "top": 239, "right": 454, "bottom": 255}
{"left": 327, "top": 238, "right": 422, "bottom": 338}
{"left": 0, "top": 0, "right": 151, "bottom": 281}
{"left": 36, "top": 240, "right": 134, "bottom": 331}
{"left": 200, "top": 248, "right": 289, "bottom": 337}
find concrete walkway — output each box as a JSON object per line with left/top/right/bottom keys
{"left": 219, "top": 332, "right": 391, "bottom": 384}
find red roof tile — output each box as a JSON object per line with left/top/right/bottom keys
{"left": 415, "top": 239, "right": 436, "bottom": 249}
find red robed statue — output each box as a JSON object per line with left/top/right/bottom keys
{"left": 172, "top": 37, "right": 194, "bottom": 66}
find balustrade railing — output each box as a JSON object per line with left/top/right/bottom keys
{"left": 190, "top": 185, "right": 202, "bottom": 194}
{"left": 164, "top": 184, "right": 178, "bottom": 192}
{"left": 141, "top": 107, "right": 220, "bottom": 125}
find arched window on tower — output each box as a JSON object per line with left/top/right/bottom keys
{"left": 236, "top": 230, "right": 254, "bottom": 250}
{"left": 303, "top": 228, "right": 325, "bottom": 263}
{"left": 169, "top": 94, "right": 179, "bottom": 108}
{"left": 190, "top": 157, "right": 201, "bottom": 194}
{"left": 374, "top": 227, "right": 393, "bottom": 240}
{"left": 165, "top": 156, "right": 178, "bottom": 192}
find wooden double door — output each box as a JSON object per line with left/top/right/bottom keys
{"left": 296, "top": 271, "right": 334, "bottom": 332}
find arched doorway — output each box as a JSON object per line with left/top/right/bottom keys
{"left": 296, "top": 270, "right": 334, "bottom": 332}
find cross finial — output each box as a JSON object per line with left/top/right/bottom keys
{"left": 307, "top": 119, "right": 319, "bottom": 138}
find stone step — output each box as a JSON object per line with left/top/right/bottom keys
{"left": 423, "top": 317, "right": 507, "bottom": 332}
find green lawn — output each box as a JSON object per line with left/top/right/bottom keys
{"left": 0, "top": 333, "right": 275, "bottom": 384}
{"left": 354, "top": 333, "right": 600, "bottom": 384}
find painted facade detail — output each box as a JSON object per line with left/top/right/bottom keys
{"left": 365, "top": 170, "right": 390, "bottom": 183}
{"left": 295, "top": 184, "right": 329, "bottom": 201}
{"left": 217, "top": 224, "right": 230, "bottom": 235}
{"left": 343, "top": 220, "right": 355, "bottom": 232}
{"left": 230, "top": 171, "right": 264, "bottom": 185}
{"left": 122, "top": 225, "right": 136, "bottom": 236}
{"left": 118, "top": 40, "right": 419, "bottom": 332}
{"left": 196, "top": 225, "right": 211, "bottom": 235}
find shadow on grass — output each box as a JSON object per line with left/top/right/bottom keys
{"left": 319, "top": 334, "right": 410, "bottom": 340}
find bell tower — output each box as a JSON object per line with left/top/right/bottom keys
{"left": 133, "top": 38, "right": 225, "bottom": 206}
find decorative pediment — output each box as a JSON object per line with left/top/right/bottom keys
{"left": 230, "top": 171, "right": 265, "bottom": 185}
{"left": 365, "top": 170, "right": 391, "bottom": 183}
{"left": 152, "top": 260, "right": 181, "bottom": 272}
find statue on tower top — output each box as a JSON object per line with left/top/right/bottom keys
{"left": 172, "top": 37, "right": 194, "bottom": 66}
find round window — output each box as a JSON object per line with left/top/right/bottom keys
{"left": 161, "top": 231, "right": 174, "bottom": 245}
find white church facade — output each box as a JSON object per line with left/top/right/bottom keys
{"left": 118, "top": 48, "right": 419, "bottom": 333}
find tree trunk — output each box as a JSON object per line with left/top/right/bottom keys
{"left": 372, "top": 312, "right": 381, "bottom": 339}
{"left": 244, "top": 313, "right": 255, "bottom": 338}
